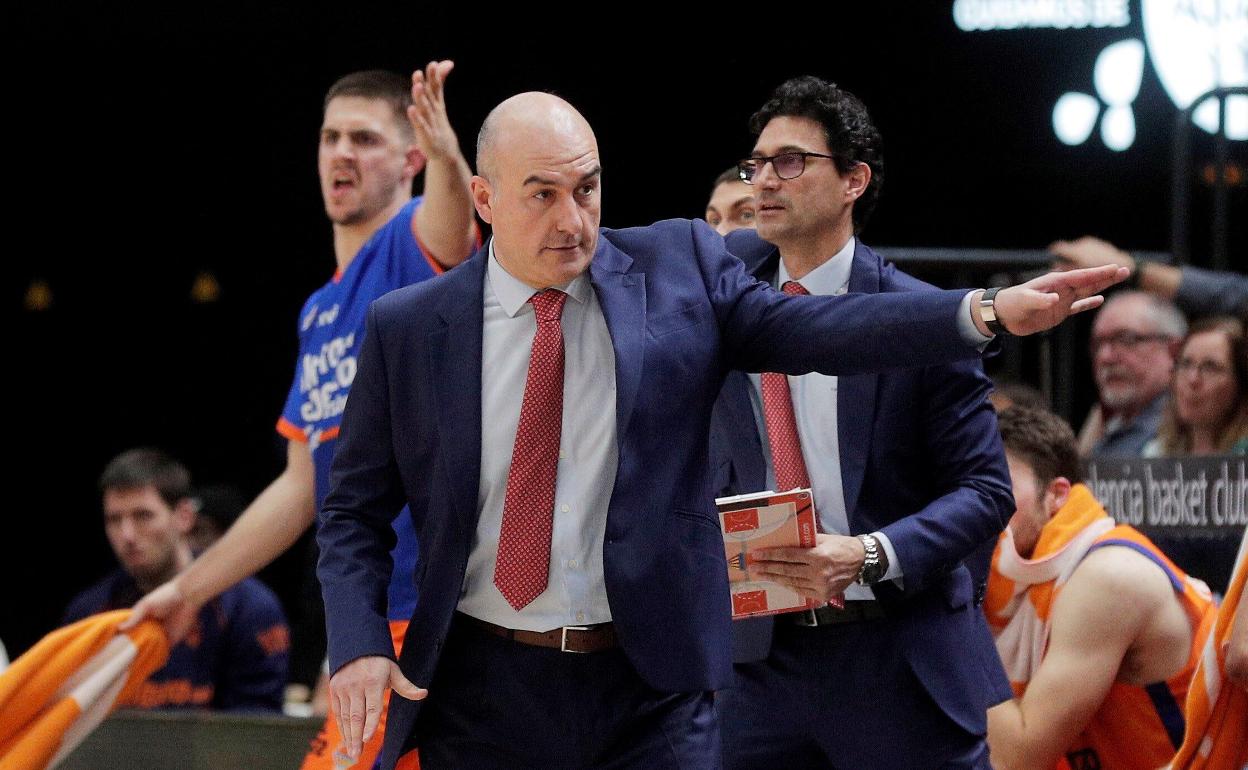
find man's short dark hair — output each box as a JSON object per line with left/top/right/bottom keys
{"left": 323, "top": 70, "right": 414, "bottom": 141}
{"left": 749, "top": 76, "right": 884, "bottom": 231}
{"left": 997, "top": 407, "right": 1083, "bottom": 486}
{"left": 712, "top": 165, "right": 742, "bottom": 192}
{"left": 99, "top": 448, "right": 192, "bottom": 509}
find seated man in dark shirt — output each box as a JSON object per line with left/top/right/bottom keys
{"left": 63, "top": 448, "right": 289, "bottom": 712}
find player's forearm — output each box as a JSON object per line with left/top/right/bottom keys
{"left": 416, "top": 150, "right": 476, "bottom": 268}
{"left": 987, "top": 701, "right": 1063, "bottom": 770}
{"left": 177, "top": 467, "right": 316, "bottom": 607}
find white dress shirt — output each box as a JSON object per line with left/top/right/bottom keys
{"left": 462, "top": 237, "right": 992, "bottom": 623}
{"left": 456, "top": 241, "right": 618, "bottom": 631}
{"left": 746, "top": 237, "right": 903, "bottom": 600}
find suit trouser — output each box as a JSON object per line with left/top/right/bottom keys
{"left": 719, "top": 616, "right": 990, "bottom": 770}
{"left": 413, "top": 615, "right": 720, "bottom": 769}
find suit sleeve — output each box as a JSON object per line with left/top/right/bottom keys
{"left": 696, "top": 222, "right": 982, "bottom": 376}
{"left": 316, "top": 303, "right": 408, "bottom": 673}
{"left": 877, "top": 356, "right": 1014, "bottom": 596}
{"left": 1175, "top": 265, "right": 1248, "bottom": 318}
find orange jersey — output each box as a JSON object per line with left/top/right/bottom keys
{"left": 1168, "top": 530, "right": 1248, "bottom": 770}
{"left": 986, "top": 485, "right": 1219, "bottom": 770}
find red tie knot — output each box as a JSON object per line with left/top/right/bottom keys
{"left": 782, "top": 281, "right": 809, "bottom": 297}
{"left": 530, "top": 289, "right": 568, "bottom": 323}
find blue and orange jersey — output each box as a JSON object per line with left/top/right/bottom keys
{"left": 1063, "top": 526, "right": 1217, "bottom": 770}
{"left": 276, "top": 196, "right": 454, "bottom": 622}
{"left": 63, "top": 570, "right": 289, "bottom": 712}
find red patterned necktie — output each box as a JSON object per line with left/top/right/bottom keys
{"left": 494, "top": 289, "right": 568, "bottom": 611}
{"left": 761, "top": 280, "right": 812, "bottom": 491}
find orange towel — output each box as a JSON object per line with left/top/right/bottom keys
{"left": 1168, "top": 530, "right": 1248, "bottom": 770}
{"left": 985, "top": 485, "right": 1218, "bottom": 769}
{"left": 0, "top": 610, "right": 169, "bottom": 770}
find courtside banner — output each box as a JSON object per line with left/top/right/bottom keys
{"left": 1084, "top": 456, "right": 1248, "bottom": 537}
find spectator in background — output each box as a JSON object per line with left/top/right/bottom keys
{"left": 1080, "top": 291, "right": 1186, "bottom": 456}
{"left": 63, "top": 449, "right": 289, "bottom": 712}
{"left": 1146, "top": 316, "right": 1248, "bottom": 456}
{"left": 704, "top": 166, "right": 756, "bottom": 236}
{"left": 1051, "top": 235, "right": 1248, "bottom": 320}
{"left": 185, "top": 484, "right": 246, "bottom": 552}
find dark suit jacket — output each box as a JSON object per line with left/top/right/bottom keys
{"left": 711, "top": 237, "right": 1014, "bottom": 736}
{"left": 316, "top": 220, "right": 990, "bottom": 768}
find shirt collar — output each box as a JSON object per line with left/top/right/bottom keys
{"left": 776, "top": 236, "right": 856, "bottom": 296}
{"left": 488, "top": 238, "right": 591, "bottom": 318}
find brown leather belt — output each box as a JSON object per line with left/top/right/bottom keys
{"left": 458, "top": 612, "right": 618, "bottom": 653}
{"left": 779, "top": 600, "right": 886, "bottom": 627}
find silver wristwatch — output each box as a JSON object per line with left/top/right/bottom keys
{"left": 856, "top": 534, "right": 886, "bottom": 586}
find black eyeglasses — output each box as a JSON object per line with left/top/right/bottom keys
{"left": 1089, "top": 331, "right": 1171, "bottom": 353}
{"left": 738, "top": 152, "right": 838, "bottom": 184}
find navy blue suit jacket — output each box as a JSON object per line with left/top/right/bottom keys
{"left": 711, "top": 237, "right": 1014, "bottom": 736}
{"left": 316, "top": 221, "right": 989, "bottom": 768}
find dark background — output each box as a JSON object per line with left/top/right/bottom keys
{"left": 6, "top": 4, "right": 1243, "bottom": 658}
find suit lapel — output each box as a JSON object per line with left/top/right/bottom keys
{"left": 428, "top": 253, "right": 486, "bottom": 545}
{"left": 837, "top": 242, "right": 881, "bottom": 522}
{"left": 589, "top": 235, "right": 645, "bottom": 449}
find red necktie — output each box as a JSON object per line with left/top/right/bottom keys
{"left": 761, "top": 280, "right": 812, "bottom": 491}
{"left": 494, "top": 289, "right": 568, "bottom": 611}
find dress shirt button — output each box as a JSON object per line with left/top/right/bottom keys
{"left": 560, "top": 504, "right": 570, "bottom": 513}
{"left": 575, "top": 612, "right": 585, "bottom": 623}
{"left": 559, "top": 449, "right": 568, "bottom": 459}
{"left": 568, "top": 559, "right": 578, "bottom": 569}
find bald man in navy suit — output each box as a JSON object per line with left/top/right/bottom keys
{"left": 315, "top": 89, "right": 1124, "bottom": 769}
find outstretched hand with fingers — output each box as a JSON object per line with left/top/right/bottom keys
{"left": 329, "top": 655, "right": 427, "bottom": 761}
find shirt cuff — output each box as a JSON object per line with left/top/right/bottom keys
{"left": 872, "top": 530, "right": 904, "bottom": 582}
{"left": 958, "top": 290, "right": 993, "bottom": 350}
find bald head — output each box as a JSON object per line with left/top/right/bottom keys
{"left": 476, "top": 92, "right": 596, "bottom": 180}
{"left": 469, "top": 92, "right": 602, "bottom": 290}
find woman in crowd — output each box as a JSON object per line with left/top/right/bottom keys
{"left": 1147, "top": 316, "right": 1248, "bottom": 456}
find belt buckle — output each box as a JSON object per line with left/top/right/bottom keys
{"left": 560, "top": 625, "right": 592, "bottom": 653}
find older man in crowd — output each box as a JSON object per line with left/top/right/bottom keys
{"left": 1081, "top": 291, "right": 1186, "bottom": 456}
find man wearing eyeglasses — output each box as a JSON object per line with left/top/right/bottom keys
{"left": 315, "top": 89, "right": 1125, "bottom": 770}
{"left": 1080, "top": 291, "right": 1186, "bottom": 456}
{"left": 711, "top": 76, "right": 1013, "bottom": 768}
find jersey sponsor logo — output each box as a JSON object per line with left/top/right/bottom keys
{"left": 316, "top": 304, "right": 340, "bottom": 327}
{"left": 299, "top": 333, "right": 357, "bottom": 423}
{"left": 301, "top": 305, "right": 319, "bottom": 332}
{"left": 132, "top": 678, "right": 214, "bottom": 709}
{"left": 256, "top": 624, "right": 291, "bottom": 656}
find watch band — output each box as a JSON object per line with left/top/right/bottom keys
{"left": 978, "top": 286, "right": 1011, "bottom": 337}
{"left": 856, "top": 534, "right": 886, "bottom": 586}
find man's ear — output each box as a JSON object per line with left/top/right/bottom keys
{"left": 471, "top": 176, "right": 494, "bottom": 224}
{"left": 1045, "top": 476, "right": 1073, "bottom": 518}
{"left": 173, "top": 498, "right": 197, "bottom": 536}
{"left": 845, "top": 162, "right": 871, "bottom": 203}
